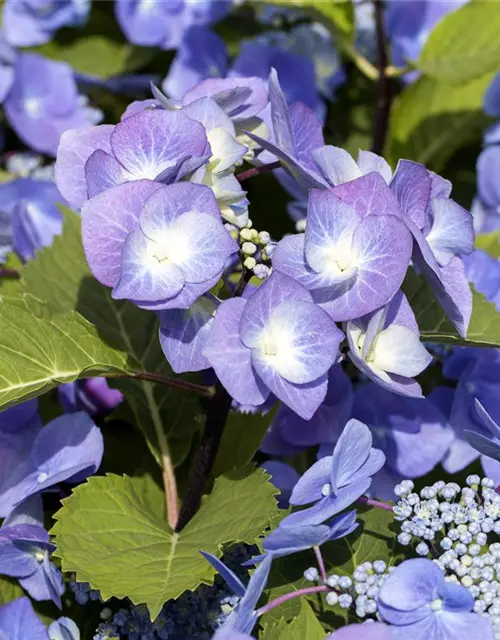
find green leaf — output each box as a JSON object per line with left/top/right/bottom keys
{"left": 52, "top": 469, "right": 278, "bottom": 620}
{"left": 0, "top": 252, "right": 23, "bottom": 297}
{"left": 256, "top": 0, "right": 354, "bottom": 38}
{"left": 213, "top": 407, "right": 275, "bottom": 477}
{"left": 417, "top": 2, "right": 500, "bottom": 84}
{"left": 0, "top": 295, "right": 130, "bottom": 411}
{"left": 23, "top": 207, "right": 203, "bottom": 466}
{"left": 263, "top": 601, "right": 325, "bottom": 640}
{"left": 386, "top": 73, "right": 493, "bottom": 171}
{"left": 403, "top": 270, "right": 500, "bottom": 347}
{"left": 475, "top": 230, "right": 500, "bottom": 259}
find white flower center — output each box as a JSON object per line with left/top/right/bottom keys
{"left": 321, "top": 483, "right": 332, "bottom": 497}
{"left": 430, "top": 598, "right": 443, "bottom": 612}
{"left": 24, "top": 98, "right": 42, "bottom": 119}
{"left": 37, "top": 471, "right": 49, "bottom": 484}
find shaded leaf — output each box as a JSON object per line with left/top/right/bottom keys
{"left": 417, "top": 2, "right": 500, "bottom": 84}
{"left": 52, "top": 469, "right": 278, "bottom": 620}
{"left": 256, "top": 0, "right": 354, "bottom": 38}
{"left": 386, "top": 74, "right": 493, "bottom": 172}
{"left": 475, "top": 230, "right": 500, "bottom": 259}
{"left": 262, "top": 600, "right": 325, "bottom": 639}
{"left": 403, "top": 269, "right": 500, "bottom": 347}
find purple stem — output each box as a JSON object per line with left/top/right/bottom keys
{"left": 314, "top": 546, "right": 327, "bottom": 583}
{"left": 256, "top": 585, "right": 329, "bottom": 617}
{"left": 358, "top": 495, "right": 394, "bottom": 512}
{"left": 236, "top": 161, "right": 281, "bottom": 183}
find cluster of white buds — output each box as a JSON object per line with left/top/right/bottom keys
{"left": 394, "top": 476, "right": 500, "bottom": 638}
{"left": 225, "top": 220, "right": 275, "bottom": 279}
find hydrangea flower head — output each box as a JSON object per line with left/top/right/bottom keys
{"left": 327, "top": 622, "right": 393, "bottom": 639}
{"left": 282, "top": 419, "right": 385, "bottom": 526}
{"left": 274, "top": 178, "right": 413, "bottom": 321}
{"left": 378, "top": 558, "right": 494, "bottom": 639}
{"left": 82, "top": 181, "right": 237, "bottom": 310}
{"left": 0, "top": 597, "right": 49, "bottom": 640}
{"left": 56, "top": 107, "right": 209, "bottom": 210}
{"left": 347, "top": 292, "right": 432, "bottom": 398}
{"left": 3, "top": 0, "right": 90, "bottom": 47}
{"left": 204, "top": 272, "right": 344, "bottom": 419}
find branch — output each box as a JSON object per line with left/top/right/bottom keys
{"left": 111, "top": 371, "right": 215, "bottom": 398}
{"left": 371, "top": 0, "right": 393, "bottom": 156}
{"left": 236, "top": 161, "right": 281, "bottom": 183}
{"left": 257, "top": 586, "right": 330, "bottom": 616}
{"left": 358, "top": 495, "right": 394, "bottom": 512}
{"left": 175, "top": 269, "right": 252, "bottom": 532}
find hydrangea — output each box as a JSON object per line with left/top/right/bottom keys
{"left": 204, "top": 272, "right": 343, "bottom": 419}
{"left": 378, "top": 558, "right": 494, "bottom": 639}
{"left": 3, "top": 0, "right": 90, "bottom": 47}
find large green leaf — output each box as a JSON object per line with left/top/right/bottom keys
{"left": 52, "top": 469, "right": 278, "bottom": 620}
{"left": 0, "top": 295, "right": 130, "bottom": 411}
{"left": 417, "top": 2, "right": 500, "bottom": 84}
{"left": 23, "top": 208, "right": 203, "bottom": 466}
{"left": 386, "top": 73, "right": 493, "bottom": 171}
{"left": 263, "top": 601, "right": 325, "bottom": 640}
{"left": 403, "top": 270, "right": 500, "bottom": 347}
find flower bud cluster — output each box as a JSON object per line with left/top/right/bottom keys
{"left": 303, "top": 560, "right": 390, "bottom": 620}
{"left": 225, "top": 219, "right": 275, "bottom": 279}
{"left": 394, "top": 476, "right": 500, "bottom": 638}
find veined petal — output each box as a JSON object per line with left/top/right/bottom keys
{"left": 369, "top": 324, "right": 432, "bottom": 378}
{"left": 312, "top": 145, "right": 361, "bottom": 186}
{"left": 390, "top": 159, "right": 431, "bottom": 229}
{"left": 289, "top": 456, "right": 332, "bottom": 506}
{"left": 85, "top": 149, "right": 125, "bottom": 199}
{"left": 203, "top": 298, "right": 270, "bottom": 407}
{"left": 357, "top": 150, "right": 392, "bottom": 183}
{"left": 112, "top": 228, "right": 185, "bottom": 303}
{"left": 333, "top": 172, "right": 402, "bottom": 219}
{"left": 426, "top": 198, "right": 474, "bottom": 267}
{"left": 330, "top": 419, "right": 373, "bottom": 492}
{"left": 81, "top": 180, "right": 162, "bottom": 287}
{"left": 240, "top": 272, "right": 312, "bottom": 349}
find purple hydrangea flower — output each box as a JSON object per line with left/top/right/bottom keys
{"left": 476, "top": 146, "right": 500, "bottom": 232}
{"left": 273, "top": 181, "right": 413, "bottom": 321}
{"left": 347, "top": 292, "right": 432, "bottom": 398}
{"left": 201, "top": 552, "right": 272, "bottom": 635}
{"left": 0, "top": 499, "right": 64, "bottom": 607}
{"left": 116, "top": 0, "right": 231, "bottom": 50}
{"left": 281, "top": 419, "right": 385, "bottom": 527}
{"left": 4, "top": 52, "right": 101, "bottom": 157}
{"left": 463, "top": 250, "right": 500, "bottom": 310}
{"left": 204, "top": 272, "right": 343, "bottom": 419}
{"left": 56, "top": 107, "right": 209, "bottom": 210}
{"left": 0, "top": 407, "right": 103, "bottom": 518}
{"left": 159, "top": 293, "right": 219, "bottom": 373}
{"left": 353, "top": 384, "right": 453, "bottom": 500}
{"left": 260, "top": 460, "right": 299, "bottom": 508}
{"left": 0, "top": 177, "right": 65, "bottom": 261}
{"left": 58, "top": 378, "right": 124, "bottom": 417}
{"left": 385, "top": 1, "right": 467, "bottom": 82}
{"left": 327, "top": 622, "right": 393, "bottom": 640}
{"left": 213, "top": 629, "right": 252, "bottom": 640}
{"left": 3, "top": 0, "right": 90, "bottom": 47}
{"left": 250, "top": 510, "right": 358, "bottom": 563}
{"left": 0, "top": 597, "right": 49, "bottom": 640}
{"left": 378, "top": 558, "right": 494, "bottom": 639}
{"left": 465, "top": 399, "right": 500, "bottom": 463}
{"left": 82, "top": 181, "right": 237, "bottom": 310}
{"left": 261, "top": 365, "right": 353, "bottom": 452}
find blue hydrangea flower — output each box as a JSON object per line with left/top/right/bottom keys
{"left": 115, "top": 0, "right": 231, "bottom": 50}
{"left": 4, "top": 52, "right": 101, "bottom": 156}
{"left": 463, "top": 250, "right": 500, "bottom": 310}
{"left": 353, "top": 383, "right": 453, "bottom": 499}
{"left": 204, "top": 272, "right": 344, "bottom": 419}
{"left": 464, "top": 399, "right": 500, "bottom": 463}
{"left": 347, "top": 292, "right": 433, "bottom": 398}
{"left": 81, "top": 181, "right": 237, "bottom": 310}
{"left": 201, "top": 552, "right": 272, "bottom": 635}
{"left": 0, "top": 404, "right": 103, "bottom": 518}
{"left": 327, "top": 622, "right": 392, "bottom": 639}
{"left": 3, "top": 0, "right": 90, "bottom": 47}
{"left": 281, "top": 419, "right": 385, "bottom": 527}
{"left": 0, "top": 176, "right": 65, "bottom": 261}
{"left": 377, "top": 558, "right": 494, "bottom": 639}
{"left": 0, "top": 597, "right": 49, "bottom": 639}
